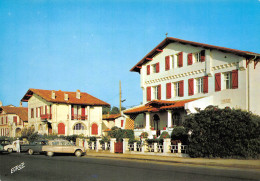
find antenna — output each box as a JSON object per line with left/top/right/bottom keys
{"left": 165, "top": 32, "right": 168, "bottom": 38}
{"left": 119, "top": 80, "right": 122, "bottom": 113}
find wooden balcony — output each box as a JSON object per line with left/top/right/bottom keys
{"left": 70, "top": 115, "right": 88, "bottom": 120}
{"left": 40, "top": 114, "right": 52, "bottom": 120}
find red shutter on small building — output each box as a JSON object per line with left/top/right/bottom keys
{"left": 147, "top": 87, "right": 151, "bottom": 101}
{"left": 6, "top": 117, "right": 8, "bottom": 124}
{"left": 201, "top": 50, "right": 205, "bottom": 62}
{"left": 81, "top": 106, "right": 85, "bottom": 116}
{"left": 166, "top": 83, "right": 171, "bottom": 99}
{"left": 232, "top": 69, "right": 238, "bottom": 89}
{"left": 178, "top": 52, "right": 183, "bottom": 67}
{"left": 58, "top": 123, "right": 65, "bottom": 135}
{"left": 156, "top": 62, "right": 160, "bottom": 73}
{"left": 158, "top": 85, "right": 161, "bottom": 100}
{"left": 165, "top": 56, "right": 170, "bottom": 70}
{"left": 71, "top": 106, "right": 74, "bottom": 119}
{"left": 31, "top": 108, "right": 33, "bottom": 118}
{"left": 40, "top": 107, "right": 42, "bottom": 115}
{"left": 45, "top": 105, "right": 47, "bottom": 114}
{"left": 215, "top": 73, "right": 221, "bottom": 91}
{"left": 92, "top": 123, "right": 98, "bottom": 135}
{"left": 121, "top": 120, "right": 124, "bottom": 127}
{"left": 179, "top": 80, "right": 184, "bottom": 97}
{"left": 147, "top": 65, "right": 150, "bottom": 75}
{"left": 187, "top": 53, "right": 193, "bottom": 65}
{"left": 203, "top": 76, "right": 208, "bottom": 93}
{"left": 188, "top": 78, "right": 194, "bottom": 96}
{"left": 14, "top": 116, "right": 17, "bottom": 125}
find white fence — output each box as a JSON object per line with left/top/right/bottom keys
{"left": 78, "top": 138, "right": 188, "bottom": 157}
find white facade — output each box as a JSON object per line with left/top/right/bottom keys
{"left": 26, "top": 91, "right": 105, "bottom": 137}
{"left": 140, "top": 42, "right": 260, "bottom": 115}
{"left": 125, "top": 37, "right": 260, "bottom": 138}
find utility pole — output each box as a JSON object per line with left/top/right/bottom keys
{"left": 119, "top": 80, "right": 122, "bottom": 113}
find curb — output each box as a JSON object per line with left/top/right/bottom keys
{"left": 85, "top": 154, "right": 260, "bottom": 170}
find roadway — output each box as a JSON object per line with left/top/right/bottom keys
{"left": 0, "top": 152, "right": 259, "bottom": 181}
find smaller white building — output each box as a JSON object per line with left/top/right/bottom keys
{"left": 21, "top": 88, "right": 110, "bottom": 137}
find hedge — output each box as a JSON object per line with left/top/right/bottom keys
{"left": 184, "top": 106, "right": 260, "bottom": 158}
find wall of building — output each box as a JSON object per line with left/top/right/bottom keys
{"left": 139, "top": 42, "right": 259, "bottom": 114}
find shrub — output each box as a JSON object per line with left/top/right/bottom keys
{"left": 184, "top": 106, "right": 260, "bottom": 158}
{"left": 21, "top": 127, "right": 35, "bottom": 139}
{"left": 108, "top": 128, "right": 134, "bottom": 142}
{"left": 140, "top": 132, "right": 148, "bottom": 139}
{"left": 171, "top": 126, "right": 188, "bottom": 144}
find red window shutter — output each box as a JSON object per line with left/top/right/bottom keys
{"left": 147, "top": 65, "right": 150, "bottom": 75}
{"left": 187, "top": 53, "right": 193, "bottom": 65}
{"left": 203, "top": 76, "right": 208, "bottom": 93}
{"left": 158, "top": 85, "right": 161, "bottom": 100}
{"left": 232, "top": 69, "right": 238, "bottom": 89}
{"left": 81, "top": 106, "right": 85, "bottom": 116}
{"left": 6, "top": 117, "right": 8, "bottom": 124}
{"left": 40, "top": 107, "right": 42, "bottom": 115}
{"left": 179, "top": 80, "right": 184, "bottom": 97}
{"left": 58, "top": 123, "right": 65, "bottom": 135}
{"left": 215, "top": 73, "right": 221, "bottom": 91}
{"left": 156, "top": 62, "right": 160, "bottom": 73}
{"left": 165, "top": 56, "right": 170, "bottom": 70}
{"left": 50, "top": 105, "right": 52, "bottom": 114}
{"left": 92, "top": 123, "right": 98, "bottom": 135}
{"left": 147, "top": 87, "right": 151, "bottom": 101}
{"left": 121, "top": 120, "right": 124, "bottom": 127}
{"left": 188, "top": 78, "right": 194, "bottom": 96}
{"left": 71, "top": 106, "right": 74, "bottom": 119}
{"left": 31, "top": 108, "right": 33, "bottom": 118}
{"left": 201, "top": 50, "right": 205, "bottom": 62}
{"left": 45, "top": 105, "right": 47, "bottom": 114}
{"left": 178, "top": 52, "right": 183, "bottom": 67}
{"left": 14, "top": 116, "right": 17, "bottom": 125}
{"left": 166, "top": 83, "right": 171, "bottom": 99}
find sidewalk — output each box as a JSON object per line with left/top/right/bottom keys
{"left": 85, "top": 150, "right": 260, "bottom": 171}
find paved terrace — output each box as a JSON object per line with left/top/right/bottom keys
{"left": 85, "top": 150, "right": 260, "bottom": 171}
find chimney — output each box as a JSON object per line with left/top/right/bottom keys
{"left": 52, "top": 91, "right": 55, "bottom": 99}
{"left": 0, "top": 100, "right": 2, "bottom": 107}
{"left": 19, "top": 101, "right": 23, "bottom": 107}
{"left": 76, "top": 90, "right": 80, "bottom": 99}
{"left": 64, "top": 93, "right": 69, "bottom": 101}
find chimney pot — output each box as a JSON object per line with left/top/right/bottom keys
{"left": 64, "top": 93, "right": 69, "bottom": 101}
{"left": 20, "top": 101, "right": 23, "bottom": 107}
{"left": 76, "top": 90, "right": 80, "bottom": 99}
{"left": 51, "top": 91, "right": 55, "bottom": 99}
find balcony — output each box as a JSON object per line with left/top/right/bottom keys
{"left": 40, "top": 114, "right": 52, "bottom": 120}
{"left": 70, "top": 115, "right": 88, "bottom": 120}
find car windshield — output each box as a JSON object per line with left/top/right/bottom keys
{"left": 49, "top": 140, "right": 73, "bottom": 146}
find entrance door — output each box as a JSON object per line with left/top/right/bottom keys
{"left": 58, "top": 123, "right": 65, "bottom": 135}
{"left": 153, "top": 114, "right": 160, "bottom": 137}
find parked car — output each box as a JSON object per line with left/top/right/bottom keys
{"left": 4, "top": 140, "right": 24, "bottom": 153}
{"left": 42, "top": 139, "right": 86, "bottom": 157}
{"left": 0, "top": 139, "right": 11, "bottom": 153}
{"left": 21, "top": 140, "right": 48, "bottom": 155}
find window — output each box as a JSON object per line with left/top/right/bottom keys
{"left": 224, "top": 72, "right": 232, "bottom": 89}
{"left": 153, "top": 86, "right": 158, "bottom": 99}
{"left": 152, "top": 64, "right": 156, "bottom": 73}
{"left": 196, "top": 78, "right": 203, "bottom": 93}
{"left": 174, "top": 82, "right": 180, "bottom": 97}
{"left": 194, "top": 52, "right": 201, "bottom": 62}
{"left": 174, "top": 81, "right": 184, "bottom": 97}
{"left": 74, "top": 123, "right": 84, "bottom": 130}
{"left": 152, "top": 85, "right": 161, "bottom": 100}
{"left": 177, "top": 52, "right": 183, "bottom": 67}
{"left": 173, "top": 113, "right": 182, "bottom": 126}
{"left": 31, "top": 108, "right": 34, "bottom": 118}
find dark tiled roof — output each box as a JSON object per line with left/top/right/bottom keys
{"left": 21, "top": 88, "right": 110, "bottom": 106}
{"left": 102, "top": 113, "right": 121, "bottom": 120}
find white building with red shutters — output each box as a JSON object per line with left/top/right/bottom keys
{"left": 124, "top": 37, "right": 260, "bottom": 138}
{"left": 0, "top": 104, "right": 28, "bottom": 137}
{"left": 21, "top": 89, "right": 110, "bottom": 137}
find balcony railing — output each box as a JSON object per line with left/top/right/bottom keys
{"left": 70, "top": 115, "right": 88, "bottom": 120}
{"left": 40, "top": 114, "right": 52, "bottom": 120}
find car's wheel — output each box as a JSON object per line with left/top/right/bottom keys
{"left": 28, "top": 149, "right": 34, "bottom": 155}
{"left": 7, "top": 148, "right": 13, "bottom": 153}
{"left": 47, "top": 151, "right": 54, "bottom": 157}
{"left": 75, "top": 150, "right": 82, "bottom": 157}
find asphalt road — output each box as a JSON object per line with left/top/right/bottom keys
{"left": 0, "top": 152, "right": 259, "bottom": 181}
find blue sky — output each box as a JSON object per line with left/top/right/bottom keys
{"left": 0, "top": 0, "right": 259, "bottom": 109}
